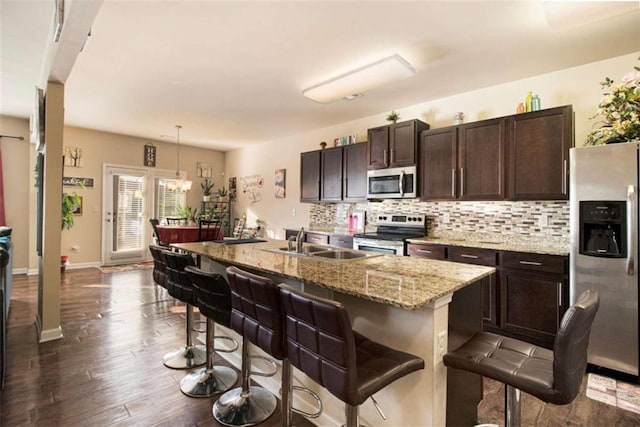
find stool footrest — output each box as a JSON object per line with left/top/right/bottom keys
{"left": 290, "top": 385, "right": 322, "bottom": 419}
{"left": 213, "top": 335, "right": 239, "bottom": 353}
{"left": 248, "top": 354, "right": 278, "bottom": 377}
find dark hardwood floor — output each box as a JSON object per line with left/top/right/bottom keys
{"left": 2, "top": 267, "right": 640, "bottom": 426}
{"left": 1, "top": 268, "right": 312, "bottom": 427}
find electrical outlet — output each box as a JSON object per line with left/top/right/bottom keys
{"left": 292, "top": 209, "right": 296, "bottom": 217}
{"left": 438, "top": 331, "right": 447, "bottom": 356}
{"left": 442, "top": 212, "right": 450, "bottom": 224}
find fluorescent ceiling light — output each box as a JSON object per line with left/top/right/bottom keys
{"left": 303, "top": 54, "right": 415, "bottom": 103}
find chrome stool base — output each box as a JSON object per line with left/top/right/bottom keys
{"left": 162, "top": 344, "right": 206, "bottom": 369}
{"left": 180, "top": 366, "right": 238, "bottom": 398}
{"left": 213, "top": 386, "right": 277, "bottom": 426}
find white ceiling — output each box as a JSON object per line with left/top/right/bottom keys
{"left": 1, "top": 1, "right": 639, "bottom": 151}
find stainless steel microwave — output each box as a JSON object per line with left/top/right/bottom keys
{"left": 367, "top": 166, "right": 418, "bottom": 199}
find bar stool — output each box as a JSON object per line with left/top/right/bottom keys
{"left": 161, "top": 250, "right": 206, "bottom": 369}
{"left": 213, "top": 266, "right": 286, "bottom": 426}
{"left": 278, "top": 284, "right": 425, "bottom": 427}
{"left": 148, "top": 245, "right": 167, "bottom": 289}
{"left": 180, "top": 266, "right": 239, "bottom": 397}
{"left": 443, "top": 289, "right": 599, "bottom": 427}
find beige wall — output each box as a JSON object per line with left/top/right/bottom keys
{"left": 1, "top": 121, "right": 224, "bottom": 271}
{"left": 225, "top": 52, "right": 638, "bottom": 238}
{"left": 0, "top": 116, "right": 31, "bottom": 271}
{"left": 60, "top": 126, "right": 225, "bottom": 267}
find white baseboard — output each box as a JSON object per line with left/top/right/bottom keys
{"left": 66, "top": 261, "right": 102, "bottom": 270}
{"left": 12, "top": 267, "right": 28, "bottom": 275}
{"left": 36, "top": 315, "right": 63, "bottom": 343}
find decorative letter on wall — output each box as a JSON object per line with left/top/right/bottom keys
{"left": 144, "top": 143, "right": 156, "bottom": 167}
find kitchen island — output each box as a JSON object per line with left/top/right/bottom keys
{"left": 173, "top": 239, "right": 495, "bottom": 426}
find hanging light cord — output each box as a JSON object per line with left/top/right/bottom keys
{"left": 175, "top": 124, "right": 182, "bottom": 178}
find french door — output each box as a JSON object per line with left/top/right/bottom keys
{"left": 102, "top": 165, "right": 185, "bottom": 265}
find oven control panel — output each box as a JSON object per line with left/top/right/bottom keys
{"left": 376, "top": 214, "right": 425, "bottom": 227}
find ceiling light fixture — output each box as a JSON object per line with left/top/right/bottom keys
{"left": 166, "top": 125, "right": 192, "bottom": 192}
{"left": 302, "top": 54, "right": 415, "bottom": 104}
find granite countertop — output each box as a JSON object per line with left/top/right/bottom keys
{"left": 172, "top": 239, "right": 494, "bottom": 310}
{"left": 406, "top": 233, "right": 569, "bottom": 256}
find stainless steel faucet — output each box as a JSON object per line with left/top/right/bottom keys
{"left": 296, "top": 227, "right": 304, "bottom": 253}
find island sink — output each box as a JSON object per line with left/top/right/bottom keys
{"left": 262, "top": 245, "right": 381, "bottom": 261}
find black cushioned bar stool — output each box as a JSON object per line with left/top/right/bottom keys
{"left": 443, "top": 289, "right": 599, "bottom": 427}
{"left": 213, "top": 266, "right": 287, "bottom": 426}
{"left": 181, "top": 266, "right": 238, "bottom": 397}
{"left": 149, "top": 245, "right": 167, "bottom": 289}
{"left": 161, "top": 250, "right": 206, "bottom": 369}
{"left": 278, "top": 284, "right": 425, "bottom": 427}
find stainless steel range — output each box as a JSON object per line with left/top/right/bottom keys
{"left": 352, "top": 213, "right": 426, "bottom": 256}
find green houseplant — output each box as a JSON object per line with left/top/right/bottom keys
{"left": 61, "top": 189, "right": 82, "bottom": 271}
{"left": 200, "top": 178, "right": 215, "bottom": 201}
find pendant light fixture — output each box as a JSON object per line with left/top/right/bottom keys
{"left": 167, "top": 124, "right": 192, "bottom": 192}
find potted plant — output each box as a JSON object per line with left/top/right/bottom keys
{"left": 218, "top": 186, "right": 228, "bottom": 202}
{"left": 61, "top": 190, "right": 82, "bottom": 271}
{"left": 386, "top": 110, "right": 400, "bottom": 124}
{"left": 200, "top": 178, "right": 215, "bottom": 202}
{"left": 585, "top": 55, "right": 640, "bottom": 146}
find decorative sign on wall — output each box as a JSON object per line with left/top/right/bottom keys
{"left": 197, "top": 162, "right": 212, "bottom": 178}
{"left": 275, "top": 168, "right": 286, "bottom": 199}
{"left": 64, "top": 146, "right": 82, "bottom": 167}
{"left": 229, "top": 177, "right": 237, "bottom": 200}
{"left": 63, "top": 176, "right": 94, "bottom": 188}
{"left": 144, "top": 143, "right": 156, "bottom": 167}
{"left": 240, "top": 174, "right": 263, "bottom": 205}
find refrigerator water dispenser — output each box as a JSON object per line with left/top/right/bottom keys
{"left": 579, "top": 201, "right": 626, "bottom": 258}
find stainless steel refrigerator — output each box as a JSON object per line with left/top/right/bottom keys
{"left": 570, "top": 141, "right": 639, "bottom": 378}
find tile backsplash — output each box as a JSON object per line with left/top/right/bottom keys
{"left": 310, "top": 199, "right": 569, "bottom": 239}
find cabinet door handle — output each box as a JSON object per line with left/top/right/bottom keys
{"left": 460, "top": 254, "right": 479, "bottom": 259}
{"left": 558, "top": 282, "right": 562, "bottom": 307}
{"left": 390, "top": 148, "right": 395, "bottom": 164}
{"left": 451, "top": 169, "right": 456, "bottom": 197}
{"left": 384, "top": 149, "right": 388, "bottom": 165}
{"left": 417, "top": 249, "right": 432, "bottom": 254}
{"left": 460, "top": 168, "right": 465, "bottom": 196}
{"left": 519, "top": 260, "right": 542, "bottom": 266}
{"left": 562, "top": 159, "right": 567, "bottom": 195}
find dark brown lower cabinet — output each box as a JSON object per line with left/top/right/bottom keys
{"left": 498, "top": 251, "right": 568, "bottom": 348}
{"left": 408, "top": 242, "right": 568, "bottom": 348}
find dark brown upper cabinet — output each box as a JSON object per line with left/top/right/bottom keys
{"left": 367, "top": 119, "right": 429, "bottom": 169}
{"left": 300, "top": 144, "right": 367, "bottom": 203}
{"left": 321, "top": 146, "right": 344, "bottom": 202}
{"left": 342, "top": 143, "right": 367, "bottom": 201}
{"left": 420, "top": 117, "right": 505, "bottom": 201}
{"left": 419, "top": 126, "right": 457, "bottom": 200}
{"left": 506, "top": 105, "right": 573, "bottom": 200}
{"left": 300, "top": 150, "right": 321, "bottom": 202}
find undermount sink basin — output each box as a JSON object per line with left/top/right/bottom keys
{"left": 262, "top": 245, "right": 381, "bottom": 261}
{"left": 311, "top": 250, "right": 368, "bottom": 260}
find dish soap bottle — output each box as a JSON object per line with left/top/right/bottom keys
{"left": 525, "top": 91, "right": 533, "bottom": 112}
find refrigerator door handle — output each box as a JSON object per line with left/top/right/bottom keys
{"left": 628, "top": 185, "right": 636, "bottom": 276}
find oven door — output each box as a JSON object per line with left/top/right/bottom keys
{"left": 353, "top": 238, "right": 405, "bottom": 256}
{"left": 367, "top": 166, "right": 417, "bottom": 199}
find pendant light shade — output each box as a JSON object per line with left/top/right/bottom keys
{"left": 167, "top": 124, "right": 192, "bottom": 192}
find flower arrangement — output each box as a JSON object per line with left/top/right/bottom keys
{"left": 585, "top": 56, "right": 640, "bottom": 146}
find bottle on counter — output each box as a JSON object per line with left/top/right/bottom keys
{"left": 525, "top": 91, "right": 533, "bottom": 112}
{"left": 532, "top": 94, "right": 540, "bottom": 111}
